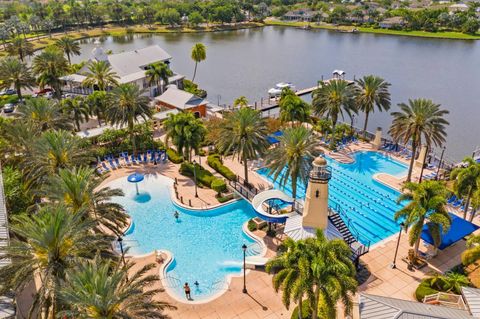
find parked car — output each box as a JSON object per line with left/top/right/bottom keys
{"left": 32, "top": 88, "right": 53, "bottom": 98}
{"left": 44, "top": 91, "right": 54, "bottom": 99}
{"left": 0, "top": 89, "right": 17, "bottom": 96}
{"left": 3, "top": 103, "right": 15, "bottom": 113}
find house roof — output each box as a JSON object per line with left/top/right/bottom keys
{"left": 381, "top": 16, "right": 405, "bottom": 24}
{"left": 154, "top": 87, "right": 205, "bottom": 110}
{"left": 359, "top": 294, "right": 473, "bottom": 319}
{"left": 107, "top": 45, "right": 172, "bottom": 77}
{"left": 462, "top": 287, "right": 480, "bottom": 318}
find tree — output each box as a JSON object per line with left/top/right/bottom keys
{"left": 59, "top": 255, "right": 175, "bottom": 318}
{"left": 217, "top": 107, "right": 269, "bottom": 184}
{"left": 233, "top": 96, "right": 248, "bottom": 108}
{"left": 0, "top": 205, "right": 111, "bottom": 318}
{"left": 394, "top": 181, "right": 451, "bottom": 258}
{"left": 355, "top": 75, "right": 391, "bottom": 137}
{"left": 146, "top": 62, "right": 172, "bottom": 96}
{"left": 16, "top": 97, "right": 72, "bottom": 132}
{"left": 279, "top": 89, "right": 311, "bottom": 127}
{"left": 158, "top": 8, "right": 181, "bottom": 26}
{"left": 389, "top": 99, "right": 449, "bottom": 182}
{"left": 462, "top": 230, "right": 480, "bottom": 265}
{"left": 0, "top": 56, "right": 35, "bottom": 100}
{"left": 450, "top": 157, "right": 480, "bottom": 220}
{"left": 189, "top": 11, "right": 204, "bottom": 27}
{"left": 462, "top": 17, "right": 480, "bottom": 34}
{"left": 312, "top": 79, "right": 357, "bottom": 147}
{"left": 164, "top": 111, "right": 206, "bottom": 161}
{"left": 82, "top": 60, "right": 119, "bottom": 91}
{"left": 55, "top": 36, "right": 81, "bottom": 65}
{"left": 32, "top": 46, "right": 70, "bottom": 98}
{"left": 86, "top": 90, "right": 108, "bottom": 126}
{"left": 6, "top": 36, "right": 33, "bottom": 62}
{"left": 61, "top": 96, "right": 90, "bottom": 131}
{"left": 266, "top": 127, "right": 320, "bottom": 200}
{"left": 1, "top": 165, "right": 32, "bottom": 215}
{"left": 191, "top": 43, "right": 206, "bottom": 82}
{"left": 107, "top": 83, "right": 152, "bottom": 154}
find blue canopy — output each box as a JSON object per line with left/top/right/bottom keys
{"left": 421, "top": 213, "right": 479, "bottom": 250}
{"left": 267, "top": 136, "right": 280, "bottom": 145}
{"left": 127, "top": 172, "right": 144, "bottom": 183}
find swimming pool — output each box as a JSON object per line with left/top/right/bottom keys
{"left": 257, "top": 151, "right": 408, "bottom": 245}
{"left": 105, "top": 175, "right": 261, "bottom": 302}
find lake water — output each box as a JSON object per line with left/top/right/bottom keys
{"left": 72, "top": 26, "right": 480, "bottom": 161}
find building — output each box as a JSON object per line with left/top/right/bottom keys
{"left": 379, "top": 16, "right": 406, "bottom": 29}
{"left": 283, "top": 9, "right": 317, "bottom": 22}
{"left": 154, "top": 86, "right": 208, "bottom": 118}
{"left": 60, "top": 42, "right": 185, "bottom": 98}
{"left": 449, "top": 3, "right": 469, "bottom": 12}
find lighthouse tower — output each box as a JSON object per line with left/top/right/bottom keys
{"left": 302, "top": 156, "right": 332, "bottom": 230}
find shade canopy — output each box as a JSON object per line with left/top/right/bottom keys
{"left": 421, "top": 213, "right": 479, "bottom": 250}
{"left": 127, "top": 173, "right": 144, "bottom": 183}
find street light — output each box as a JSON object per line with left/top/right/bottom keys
{"left": 436, "top": 146, "right": 446, "bottom": 181}
{"left": 242, "top": 244, "right": 247, "bottom": 294}
{"left": 117, "top": 236, "right": 126, "bottom": 266}
{"left": 390, "top": 222, "right": 405, "bottom": 269}
{"left": 193, "top": 159, "right": 198, "bottom": 198}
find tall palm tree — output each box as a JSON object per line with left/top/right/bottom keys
{"left": 164, "top": 111, "right": 206, "bottom": 161}
{"left": 86, "top": 90, "right": 108, "bottom": 126}
{"left": 44, "top": 166, "right": 128, "bottom": 234}
{"left": 266, "top": 126, "right": 320, "bottom": 200}
{"left": 217, "top": 107, "right": 269, "bottom": 184}
{"left": 190, "top": 42, "right": 206, "bottom": 82}
{"left": 0, "top": 57, "right": 35, "bottom": 100}
{"left": 307, "top": 230, "right": 357, "bottom": 319}
{"left": 55, "top": 36, "right": 81, "bottom": 65}
{"left": 389, "top": 99, "right": 449, "bottom": 182}
{"left": 279, "top": 89, "right": 311, "bottom": 127}
{"left": 450, "top": 157, "right": 480, "bottom": 220}
{"left": 462, "top": 226, "right": 480, "bottom": 265}
{"left": 146, "top": 62, "right": 172, "bottom": 95}
{"left": 32, "top": 46, "right": 70, "bottom": 98}
{"left": 16, "top": 97, "right": 72, "bottom": 132}
{"left": 0, "top": 205, "right": 112, "bottom": 318}
{"left": 355, "top": 75, "right": 391, "bottom": 137}
{"left": 311, "top": 79, "right": 357, "bottom": 146}
{"left": 59, "top": 256, "right": 176, "bottom": 318}
{"left": 394, "top": 181, "right": 451, "bottom": 258}
{"left": 107, "top": 83, "right": 152, "bottom": 154}
{"left": 6, "top": 36, "right": 33, "bottom": 62}
{"left": 266, "top": 238, "right": 312, "bottom": 319}
{"left": 82, "top": 60, "right": 119, "bottom": 91}
{"left": 61, "top": 96, "right": 90, "bottom": 131}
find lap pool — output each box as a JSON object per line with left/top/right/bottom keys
{"left": 105, "top": 174, "right": 261, "bottom": 302}
{"left": 257, "top": 151, "right": 408, "bottom": 245}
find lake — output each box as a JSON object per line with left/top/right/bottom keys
{"left": 71, "top": 26, "right": 480, "bottom": 161}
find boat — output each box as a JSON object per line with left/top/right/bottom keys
{"left": 268, "top": 82, "right": 296, "bottom": 97}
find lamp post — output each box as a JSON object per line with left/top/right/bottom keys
{"left": 193, "top": 159, "right": 198, "bottom": 198}
{"left": 435, "top": 146, "right": 446, "bottom": 181}
{"left": 242, "top": 244, "right": 247, "bottom": 294}
{"left": 390, "top": 222, "right": 405, "bottom": 269}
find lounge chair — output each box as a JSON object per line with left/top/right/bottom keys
{"left": 452, "top": 199, "right": 463, "bottom": 208}
{"left": 131, "top": 154, "right": 137, "bottom": 165}
{"left": 447, "top": 195, "right": 457, "bottom": 204}
{"left": 101, "top": 162, "right": 110, "bottom": 172}
{"left": 137, "top": 154, "right": 142, "bottom": 163}
{"left": 108, "top": 159, "right": 116, "bottom": 170}
{"left": 143, "top": 153, "right": 148, "bottom": 163}
{"left": 149, "top": 150, "right": 155, "bottom": 162}
{"left": 124, "top": 155, "right": 131, "bottom": 165}
{"left": 115, "top": 157, "right": 121, "bottom": 168}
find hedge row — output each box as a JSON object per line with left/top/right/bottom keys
{"left": 167, "top": 148, "right": 184, "bottom": 164}
{"left": 207, "top": 154, "right": 237, "bottom": 181}
{"left": 179, "top": 162, "right": 228, "bottom": 196}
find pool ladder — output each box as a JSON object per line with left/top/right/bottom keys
{"left": 163, "top": 275, "right": 182, "bottom": 289}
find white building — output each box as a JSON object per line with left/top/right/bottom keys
{"left": 60, "top": 41, "right": 185, "bottom": 98}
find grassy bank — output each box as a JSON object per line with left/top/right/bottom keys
{"left": 264, "top": 19, "right": 480, "bottom": 40}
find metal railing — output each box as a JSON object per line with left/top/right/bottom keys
{"left": 228, "top": 175, "right": 260, "bottom": 202}
{"left": 423, "top": 292, "right": 466, "bottom": 310}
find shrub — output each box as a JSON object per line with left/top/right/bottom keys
{"left": 179, "top": 162, "right": 215, "bottom": 187}
{"left": 167, "top": 148, "right": 184, "bottom": 164}
{"left": 247, "top": 219, "right": 257, "bottom": 232}
{"left": 211, "top": 178, "right": 227, "bottom": 195}
{"left": 217, "top": 193, "right": 234, "bottom": 203}
{"left": 415, "top": 280, "right": 439, "bottom": 301}
{"left": 207, "top": 154, "right": 237, "bottom": 181}
{"left": 291, "top": 300, "right": 312, "bottom": 319}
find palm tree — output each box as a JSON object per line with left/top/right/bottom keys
{"left": 279, "top": 89, "right": 311, "bottom": 127}
{"left": 61, "top": 96, "right": 90, "bottom": 131}
{"left": 55, "top": 36, "right": 81, "bottom": 65}
{"left": 16, "top": 97, "right": 72, "bottom": 132}
{"left": 307, "top": 230, "right": 357, "bottom": 319}
{"left": 355, "top": 75, "right": 391, "bottom": 137}
{"left": 389, "top": 99, "right": 449, "bottom": 182}
{"left": 59, "top": 256, "right": 175, "bottom": 318}
{"left": 6, "top": 36, "right": 33, "bottom": 62}
{"left": 0, "top": 205, "right": 112, "bottom": 318}
{"left": 44, "top": 166, "right": 128, "bottom": 234}
{"left": 233, "top": 96, "right": 248, "bottom": 108}
{"left": 86, "top": 90, "right": 108, "bottom": 126}
{"left": 462, "top": 231, "right": 480, "bottom": 265}
{"left": 191, "top": 42, "right": 206, "bottom": 82}
{"left": 266, "top": 126, "right": 320, "bottom": 200}
{"left": 32, "top": 46, "right": 70, "bottom": 98}
{"left": 82, "top": 60, "right": 119, "bottom": 91}
{"left": 450, "top": 157, "right": 480, "bottom": 220}
{"left": 394, "top": 181, "right": 451, "bottom": 258}
{"left": 266, "top": 238, "right": 312, "bottom": 319}
{"left": 0, "top": 57, "right": 35, "bottom": 100}
{"left": 146, "top": 62, "right": 172, "bottom": 95}
{"left": 217, "top": 107, "right": 269, "bottom": 184}
{"left": 164, "top": 112, "right": 206, "bottom": 161}
{"left": 311, "top": 79, "right": 357, "bottom": 146}
{"left": 107, "top": 83, "right": 152, "bottom": 154}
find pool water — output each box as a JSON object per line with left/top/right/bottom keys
{"left": 106, "top": 175, "right": 259, "bottom": 301}
{"left": 257, "top": 151, "right": 408, "bottom": 245}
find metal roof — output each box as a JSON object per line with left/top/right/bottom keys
{"left": 359, "top": 294, "right": 474, "bottom": 319}
{"left": 462, "top": 287, "right": 480, "bottom": 318}
{"left": 107, "top": 45, "right": 172, "bottom": 77}
{"left": 154, "top": 87, "right": 205, "bottom": 110}
{"left": 284, "top": 213, "right": 342, "bottom": 241}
